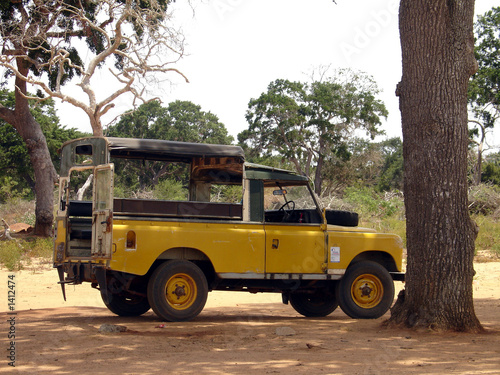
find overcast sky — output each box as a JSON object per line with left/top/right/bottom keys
{"left": 56, "top": 0, "right": 499, "bottom": 148}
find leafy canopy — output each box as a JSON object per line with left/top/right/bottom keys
{"left": 0, "top": 89, "right": 84, "bottom": 201}
{"left": 108, "top": 100, "right": 234, "bottom": 196}
{"left": 239, "top": 69, "right": 387, "bottom": 195}
{"left": 468, "top": 6, "right": 500, "bottom": 129}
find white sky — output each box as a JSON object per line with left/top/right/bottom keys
{"left": 55, "top": 0, "right": 500, "bottom": 149}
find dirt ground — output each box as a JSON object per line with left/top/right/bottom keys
{"left": 1, "top": 255, "right": 499, "bottom": 375}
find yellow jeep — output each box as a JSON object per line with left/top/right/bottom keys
{"left": 53, "top": 137, "right": 404, "bottom": 321}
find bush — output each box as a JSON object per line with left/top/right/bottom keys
{"left": 153, "top": 179, "right": 188, "bottom": 201}
{"left": 0, "top": 241, "right": 23, "bottom": 271}
{"left": 473, "top": 215, "right": 500, "bottom": 256}
{"left": 343, "top": 186, "right": 405, "bottom": 219}
{"left": 468, "top": 184, "right": 500, "bottom": 215}
{"left": 0, "top": 199, "right": 36, "bottom": 226}
{"left": 320, "top": 187, "right": 407, "bottom": 246}
{"left": 0, "top": 237, "right": 53, "bottom": 271}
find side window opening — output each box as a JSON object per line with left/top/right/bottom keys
{"left": 74, "top": 144, "right": 94, "bottom": 166}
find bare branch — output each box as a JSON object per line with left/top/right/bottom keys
{"left": 0, "top": 0, "right": 188, "bottom": 135}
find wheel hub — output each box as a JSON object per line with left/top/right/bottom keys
{"left": 173, "top": 284, "right": 186, "bottom": 299}
{"left": 351, "top": 274, "right": 383, "bottom": 309}
{"left": 359, "top": 283, "right": 373, "bottom": 297}
{"left": 165, "top": 273, "right": 197, "bottom": 310}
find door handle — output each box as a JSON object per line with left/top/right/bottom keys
{"left": 272, "top": 239, "right": 279, "bottom": 249}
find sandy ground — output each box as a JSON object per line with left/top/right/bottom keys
{"left": 1, "top": 257, "right": 499, "bottom": 375}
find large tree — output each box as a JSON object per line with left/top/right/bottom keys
{"left": 388, "top": 0, "right": 483, "bottom": 332}
{"left": 0, "top": 90, "right": 82, "bottom": 202}
{"left": 239, "top": 69, "right": 387, "bottom": 196}
{"left": 0, "top": 0, "right": 184, "bottom": 236}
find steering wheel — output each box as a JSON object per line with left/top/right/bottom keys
{"left": 278, "top": 200, "right": 295, "bottom": 212}
{"left": 278, "top": 200, "right": 295, "bottom": 222}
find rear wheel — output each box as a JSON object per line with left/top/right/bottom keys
{"left": 289, "top": 286, "right": 338, "bottom": 317}
{"left": 101, "top": 280, "right": 150, "bottom": 317}
{"left": 337, "top": 261, "right": 394, "bottom": 319}
{"left": 148, "top": 260, "right": 208, "bottom": 322}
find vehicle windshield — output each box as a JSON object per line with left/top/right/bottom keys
{"left": 263, "top": 183, "right": 322, "bottom": 224}
{"left": 264, "top": 184, "right": 318, "bottom": 211}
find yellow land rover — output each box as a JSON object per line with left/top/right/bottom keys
{"left": 53, "top": 137, "right": 404, "bottom": 322}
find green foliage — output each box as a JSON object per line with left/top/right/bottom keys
{"left": 0, "top": 241, "right": 23, "bottom": 271}
{"left": 468, "top": 183, "right": 500, "bottom": 215}
{"left": 0, "top": 90, "right": 84, "bottom": 201}
{"left": 0, "top": 199, "right": 36, "bottom": 226}
{"left": 109, "top": 100, "right": 234, "bottom": 195}
{"left": 0, "top": 237, "right": 53, "bottom": 271}
{"left": 321, "top": 186, "right": 407, "bottom": 246}
{"left": 376, "top": 137, "right": 404, "bottom": 192}
{"left": 473, "top": 215, "right": 500, "bottom": 255}
{"left": 0, "top": 1, "right": 172, "bottom": 90}
{"left": 211, "top": 185, "right": 243, "bottom": 203}
{"left": 481, "top": 152, "right": 500, "bottom": 185}
{"left": 369, "top": 216, "right": 407, "bottom": 248}
{"left": 25, "top": 237, "right": 53, "bottom": 259}
{"left": 153, "top": 179, "right": 187, "bottom": 201}
{"left": 0, "top": 176, "right": 32, "bottom": 202}
{"left": 343, "top": 186, "right": 404, "bottom": 219}
{"left": 239, "top": 69, "right": 387, "bottom": 195}
{"left": 470, "top": 7, "right": 500, "bottom": 109}
{"left": 468, "top": 7, "right": 500, "bottom": 143}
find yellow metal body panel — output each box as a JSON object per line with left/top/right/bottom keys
{"left": 327, "top": 226, "right": 404, "bottom": 272}
{"left": 264, "top": 224, "right": 326, "bottom": 273}
{"left": 110, "top": 219, "right": 265, "bottom": 276}
{"left": 108, "top": 220, "right": 404, "bottom": 277}
{"left": 53, "top": 217, "right": 67, "bottom": 262}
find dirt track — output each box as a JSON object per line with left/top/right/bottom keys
{"left": 1, "top": 259, "right": 499, "bottom": 374}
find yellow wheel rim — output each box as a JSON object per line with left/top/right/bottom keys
{"left": 165, "top": 273, "right": 197, "bottom": 310}
{"left": 351, "top": 273, "right": 383, "bottom": 309}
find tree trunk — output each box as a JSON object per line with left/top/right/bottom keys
{"left": 314, "top": 138, "right": 326, "bottom": 196}
{"left": 3, "top": 60, "right": 58, "bottom": 237}
{"left": 388, "top": 0, "right": 483, "bottom": 332}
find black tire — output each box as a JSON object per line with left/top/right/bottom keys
{"left": 289, "top": 286, "right": 338, "bottom": 317}
{"left": 324, "top": 210, "right": 359, "bottom": 227}
{"left": 102, "top": 292, "right": 151, "bottom": 317}
{"left": 337, "top": 261, "right": 394, "bottom": 319}
{"left": 147, "top": 260, "right": 208, "bottom": 322}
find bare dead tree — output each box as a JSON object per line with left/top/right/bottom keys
{"left": 1, "top": 0, "right": 189, "bottom": 136}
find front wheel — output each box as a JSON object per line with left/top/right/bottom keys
{"left": 147, "top": 260, "right": 208, "bottom": 322}
{"left": 289, "top": 286, "right": 338, "bottom": 317}
{"left": 337, "top": 261, "right": 394, "bottom": 319}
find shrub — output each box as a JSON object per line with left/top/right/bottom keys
{"left": 0, "top": 237, "right": 53, "bottom": 271}
{"left": 0, "top": 241, "right": 23, "bottom": 271}
{"left": 343, "top": 186, "right": 405, "bottom": 219}
{"left": 0, "top": 199, "right": 36, "bottom": 226}
{"left": 468, "top": 184, "right": 500, "bottom": 215}
{"left": 473, "top": 215, "right": 500, "bottom": 256}
{"left": 153, "top": 179, "right": 187, "bottom": 201}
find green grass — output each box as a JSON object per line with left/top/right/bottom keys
{"left": 0, "top": 237, "right": 53, "bottom": 271}
{"left": 362, "top": 216, "right": 407, "bottom": 248}
{"left": 0, "top": 241, "right": 24, "bottom": 271}
{"left": 473, "top": 215, "right": 500, "bottom": 256}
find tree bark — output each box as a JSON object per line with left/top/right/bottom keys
{"left": 388, "top": 0, "right": 483, "bottom": 332}
{"left": 0, "top": 59, "right": 58, "bottom": 237}
{"left": 314, "top": 137, "right": 326, "bottom": 196}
